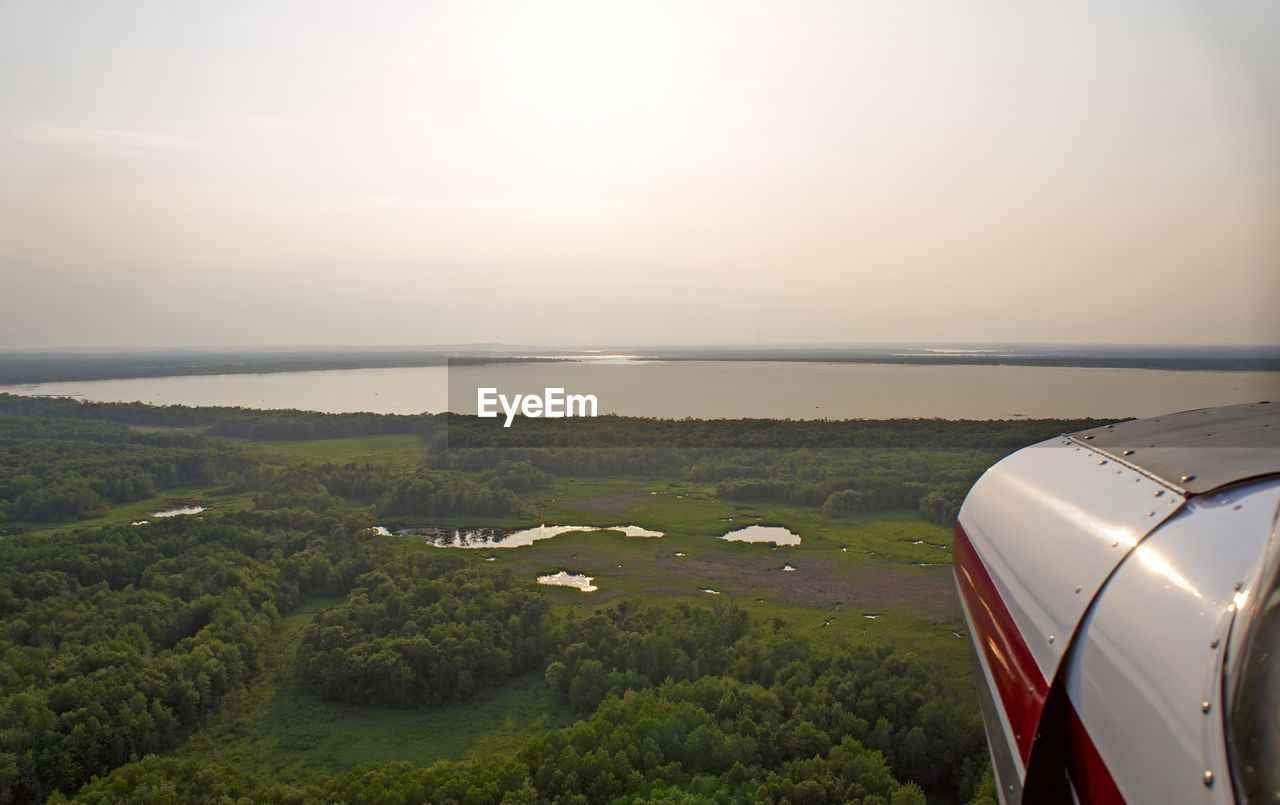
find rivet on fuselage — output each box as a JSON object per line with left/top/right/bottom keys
{"left": 1154, "top": 490, "right": 1164, "bottom": 497}
{"left": 1204, "top": 771, "right": 1214, "bottom": 787}
{"left": 1201, "top": 701, "right": 1211, "bottom": 714}
{"left": 1075, "top": 586, "right": 1082, "bottom": 594}
{"left": 1122, "top": 449, "right": 1134, "bottom": 456}
{"left": 1210, "top": 639, "right": 1220, "bottom": 649}
{"left": 1181, "top": 475, "right": 1196, "bottom": 483}
{"left": 1048, "top": 635, "right": 1055, "bottom": 644}
{"left": 1099, "top": 460, "right": 1108, "bottom": 465}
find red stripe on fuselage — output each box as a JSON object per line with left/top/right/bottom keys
{"left": 1067, "top": 699, "right": 1126, "bottom": 804}
{"left": 953, "top": 522, "right": 1049, "bottom": 768}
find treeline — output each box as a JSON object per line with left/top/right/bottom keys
{"left": 0, "top": 415, "right": 249, "bottom": 522}
{"left": 64, "top": 717, "right": 927, "bottom": 805}
{"left": 441, "top": 412, "right": 1117, "bottom": 449}
{"left": 430, "top": 446, "right": 987, "bottom": 526}
{"left": 295, "top": 561, "right": 550, "bottom": 706}
{"left": 0, "top": 397, "right": 1040, "bottom": 532}
{"left": 206, "top": 411, "right": 437, "bottom": 441}
{"left": 692, "top": 449, "right": 987, "bottom": 526}
{"left": 0, "top": 350, "right": 458, "bottom": 385}
{"left": 0, "top": 393, "right": 441, "bottom": 441}
{"left": 221, "top": 461, "right": 533, "bottom": 519}
{"left": 0, "top": 394, "right": 1114, "bottom": 449}
{"left": 542, "top": 602, "right": 987, "bottom": 798}
{"left": 59, "top": 600, "right": 990, "bottom": 804}
{"left": 0, "top": 408, "right": 542, "bottom": 525}
{"left": 428, "top": 446, "right": 691, "bottom": 478}
{"left": 0, "top": 513, "right": 379, "bottom": 803}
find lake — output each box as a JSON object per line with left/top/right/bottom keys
{"left": 1, "top": 361, "right": 1276, "bottom": 419}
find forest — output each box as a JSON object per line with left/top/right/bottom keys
{"left": 4, "top": 517, "right": 985, "bottom": 804}
{"left": 0, "top": 395, "right": 1107, "bottom": 803}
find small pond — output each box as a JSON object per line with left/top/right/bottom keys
{"left": 720, "top": 525, "right": 801, "bottom": 546}
{"left": 398, "top": 523, "right": 664, "bottom": 548}
{"left": 151, "top": 506, "right": 205, "bottom": 518}
{"left": 537, "top": 571, "right": 597, "bottom": 592}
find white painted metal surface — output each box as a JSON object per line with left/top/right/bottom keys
{"left": 959, "top": 438, "right": 1187, "bottom": 685}
{"left": 1063, "top": 478, "right": 1280, "bottom": 803}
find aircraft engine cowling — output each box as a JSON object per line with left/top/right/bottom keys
{"left": 954, "top": 402, "right": 1280, "bottom": 804}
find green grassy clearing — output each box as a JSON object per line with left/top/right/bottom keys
{"left": 395, "top": 477, "right": 971, "bottom": 688}
{"left": 11, "top": 486, "right": 256, "bottom": 537}
{"left": 259, "top": 674, "right": 573, "bottom": 773}
{"left": 177, "top": 595, "right": 575, "bottom": 781}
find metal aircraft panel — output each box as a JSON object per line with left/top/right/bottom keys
{"left": 1063, "top": 478, "right": 1280, "bottom": 803}
{"left": 959, "top": 438, "right": 1187, "bottom": 687}
{"left": 1068, "top": 402, "right": 1280, "bottom": 495}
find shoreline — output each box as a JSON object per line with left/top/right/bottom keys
{"left": 1, "top": 347, "right": 1277, "bottom": 385}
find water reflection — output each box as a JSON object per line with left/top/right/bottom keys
{"left": 537, "top": 571, "right": 597, "bottom": 592}
{"left": 402, "top": 523, "right": 664, "bottom": 548}
{"left": 721, "top": 525, "right": 801, "bottom": 546}
{"left": 610, "top": 525, "right": 663, "bottom": 537}
{"left": 151, "top": 506, "right": 205, "bottom": 518}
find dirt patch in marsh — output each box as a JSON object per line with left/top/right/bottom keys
{"left": 653, "top": 553, "right": 957, "bottom": 622}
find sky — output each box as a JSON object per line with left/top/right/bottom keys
{"left": 1, "top": 0, "right": 1277, "bottom": 349}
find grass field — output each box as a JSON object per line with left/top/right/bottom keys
{"left": 396, "top": 476, "right": 970, "bottom": 683}
{"left": 238, "top": 434, "right": 429, "bottom": 469}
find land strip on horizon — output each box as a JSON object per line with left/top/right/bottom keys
{"left": 1, "top": 344, "right": 1278, "bottom": 385}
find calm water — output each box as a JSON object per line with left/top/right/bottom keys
{"left": 2, "top": 361, "right": 1276, "bottom": 419}
{"left": 721, "top": 525, "right": 803, "bottom": 546}
{"left": 400, "top": 523, "right": 664, "bottom": 548}
{"left": 536, "top": 572, "right": 598, "bottom": 592}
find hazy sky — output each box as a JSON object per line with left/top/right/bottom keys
{"left": 2, "top": 0, "right": 1277, "bottom": 348}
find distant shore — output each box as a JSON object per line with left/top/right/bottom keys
{"left": 0, "top": 345, "right": 1277, "bottom": 385}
